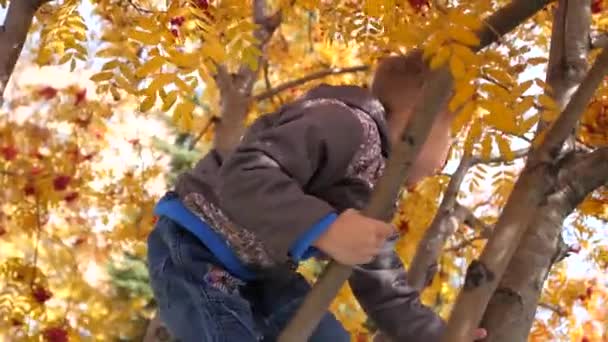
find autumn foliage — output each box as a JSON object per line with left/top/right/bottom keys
{"left": 0, "top": 0, "right": 607, "bottom": 341}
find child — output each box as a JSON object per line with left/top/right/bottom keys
{"left": 147, "top": 50, "right": 479, "bottom": 341}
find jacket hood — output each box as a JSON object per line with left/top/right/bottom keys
{"left": 302, "top": 83, "right": 391, "bottom": 157}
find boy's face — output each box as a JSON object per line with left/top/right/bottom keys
{"left": 388, "top": 107, "right": 453, "bottom": 187}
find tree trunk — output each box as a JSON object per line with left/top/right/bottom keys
{"left": 279, "top": 1, "right": 556, "bottom": 341}
{"left": 442, "top": 23, "right": 608, "bottom": 342}
{"left": 480, "top": 1, "right": 593, "bottom": 340}
{"left": 481, "top": 147, "right": 608, "bottom": 342}
{"left": 0, "top": 0, "right": 51, "bottom": 105}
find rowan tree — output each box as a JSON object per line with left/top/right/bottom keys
{"left": 0, "top": 0, "right": 606, "bottom": 342}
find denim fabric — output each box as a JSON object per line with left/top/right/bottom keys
{"left": 147, "top": 216, "right": 351, "bottom": 342}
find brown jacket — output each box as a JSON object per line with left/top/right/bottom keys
{"left": 174, "top": 84, "right": 445, "bottom": 340}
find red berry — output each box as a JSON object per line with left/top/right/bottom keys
{"left": 128, "top": 138, "right": 140, "bottom": 146}
{"left": 569, "top": 243, "right": 581, "bottom": 254}
{"left": 38, "top": 86, "right": 58, "bottom": 100}
{"left": 64, "top": 192, "right": 79, "bottom": 203}
{"left": 171, "top": 28, "right": 179, "bottom": 37}
{"left": 53, "top": 175, "right": 71, "bottom": 191}
{"left": 0, "top": 226, "right": 6, "bottom": 236}
{"left": 24, "top": 184, "right": 36, "bottom": 196}
{"left": 408, "top": 0, "right": 429, "bottom": 12}
{"left": 196, "top": 0, "right": 209, "bottom": 9}
{"left": 0, "top": 146, "right": 18, "bottom": 160}
{"left": 43, "top": 327, "right": 68, "bottom": 342}
{"left": 32, "top": 285, "right": 53, "bottom": 304}
{"left": 592, "top": 0, "right": 602, "bottom": 13}
{"left": 74, "top": 88, "right": 87, "bottom": 105}
{"left": 31, "top": 166, "right": 43, "bottom": 176}
{"left": 170, "top": 16, "right": 185, "bottom": 26}
{"left": 581, "top": 337, "right": 590, "bottom": 342}
{"left": 586, "top": 286, "right": 593, "bottom": 298}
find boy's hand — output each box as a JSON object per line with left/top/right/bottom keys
{"left": 313, "top": 209, "right": 394, "bottom": 265}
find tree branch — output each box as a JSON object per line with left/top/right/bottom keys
{"left": 253, "top": 65, "right": 370, "bottom": 101}
{"left": 590, "top": 30, "right": 608, "bottom": 49}
{"left": 213, "top": 0, "right": 283, "bottom": 157}
{"left": 0, "top": 0, "right": 51, "bottom": 106}
{"left": 558, "top": 147, "right": 608, "bottom": 198}
{"left": 445, "top": 2, "right": 604, "bottom": 340}
{"left": 538, "top": 302, "right": 567, "bottom": 316}
{"left": 279, "top": 1, "right": 555, "bottom": 341}
{"left": 538, "top": 39, "right": 608, "bottom": 160}
{"left": 408, "top": 156, "right": 473, "bottom": 290}
{"left": 472, "top": 147, "right": 529, "bottom": 164}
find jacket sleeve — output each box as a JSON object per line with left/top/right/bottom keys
{"left": 349, "top": 233, "right": 446, "bottom": 341}
{"left": 216, "top": 102, "right": 363, "bottom": 264}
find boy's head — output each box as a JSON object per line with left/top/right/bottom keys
{"left": 370, "top": 50, "right": 455, "bottom": 186}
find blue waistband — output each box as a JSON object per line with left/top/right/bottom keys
{"left": 153, "top": 193, "right": 257, "bottom": 281}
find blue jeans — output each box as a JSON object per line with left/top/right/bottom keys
{"left": 147, "top": 216, "right": 351, "bottom": 342}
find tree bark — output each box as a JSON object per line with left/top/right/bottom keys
{"left": 212, "top": 0, "right": 282, "bottom": 157}
{"left": 480, "top": 2, "right": 593, "bottom": 341}
{"left": 0, "top": 0, "right": 50, "bottom": 106}
{"left": 278, "top": 1, "right": 555, "bottom": 341}
{"left": 442, "top": 5, "right": 608, "bottom": 342}
{"left": 408, "top": 155, "right": 473, "bottom": 291}
{"left": 480, "top": 148, "right": 608, "bottom": 342}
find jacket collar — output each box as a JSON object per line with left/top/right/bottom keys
{"left": 302, "top": 83, "right": 391, "bottom": 157}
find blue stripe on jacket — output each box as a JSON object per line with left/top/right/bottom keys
{"left": 153, "top": 193, "right": 336, "bottom": 281}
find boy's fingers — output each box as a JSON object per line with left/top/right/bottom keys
{"left": 473, "top": 328, "right": 487, "bottom": 340}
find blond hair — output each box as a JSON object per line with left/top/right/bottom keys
{"left": 370, "top": 50, "right": 429, "bottom": 121}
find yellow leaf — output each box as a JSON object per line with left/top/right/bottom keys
{"left": 173, "top": 100, "right": 195, "bottom": 131}
{"left": 102, "top": 60, "right": 120, "bottom": 70}
{"left": 162, "top": 91, "right": 178, "bottom": 111}
{"left": 451, "top": 44, "right": 478, "bottom": 65}
{"left": 449, "top": 54, "right": 466, "bottom": 79}
{"left": 174, "top": 77, "right": 194, "bottom": 94}
{"left": 423, "top": 31, "right": 448, "bottom": 60}
{"left": 90, "top": 71, "right": 114, "bottom": 82}
{"left": 136, "top": 16, "right": 161, "bottom": 32}
{"left": 447, "top": 27, "right": 480, "bottom": 47}
{"left": 496, "top": 134, "right": 514, "bottom": 161}
{"left": 538, "top": 94, "right": 559, "bottom": 111}
{"left": 485, "top": 68, "right": 514, "bottom": 86}
{"left": 101, "top": 30, "right": 124, "bottom": 42}
{"left": 528, "top": 57, "right": 548, "bottom": 65}
{"left": 513, "top": 96, "right": 535, "bottom": 116}
{"left": 115, "top": 74, "right": 137, "bottom": 94}
{"left": 140, "top": 94, "right": 156, "bottom": 112}
{"left": 448, "top": 10, "right": 483, "bottom": 30}
{"left": 145, "top": 73, "right": 176, "bottom": 96}
{"left": 135, "top": 56, "right": 166, "bottom": 78}
{"left": 430, "top": 45, "right": 451, "bottom": 70}
{"left": 167, "top": 51, "right": 200, "bottom": 69}
{"left": 541, "top": 109, "right": 558, "bottom": 122}
{"left": 480, "top": 83, "right": 510, "bottom": 101}
{"left": 449, "top": 82, "right": 475, "bottom": 112}
{"left": 452, "top": 101, "right": 475, "bottom": 134}
{"left": 464, "top": 119, "right": 482, "bottom": 154}
{"left": 518, "top": 114, "right": 539, "bottom": 134}
{"left": 481, "top": 134, "right": 493, "bottom": 161}
{"left": 58, "top": 53, "right": 73, "bottom": 65}
{"left": 483, "top": 103, "right": 518, "bottom": 133}
{"left": 127, "top": 29, "right": 161, "bottom": 45}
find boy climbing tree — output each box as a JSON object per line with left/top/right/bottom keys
{"left": 146, "top": 50, "right": 487, "bottom": 341}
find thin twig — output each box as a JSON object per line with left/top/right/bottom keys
{"left": 125, "top": 0, "right": 157, "bottom": 14}
{"left": 590, "top": 31, "right": 608, "bottom": 49}
{"left": 539, "top": 302, "right": 567, "bottom": 316}
{"left": 188, "top": 116, "right": 218, "bottom": 150}
{"left": 471, "top": 147, "right": 530, "bottom": 164}
{"left": 253, "top": 65, "right": 370, "bottom": 101}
